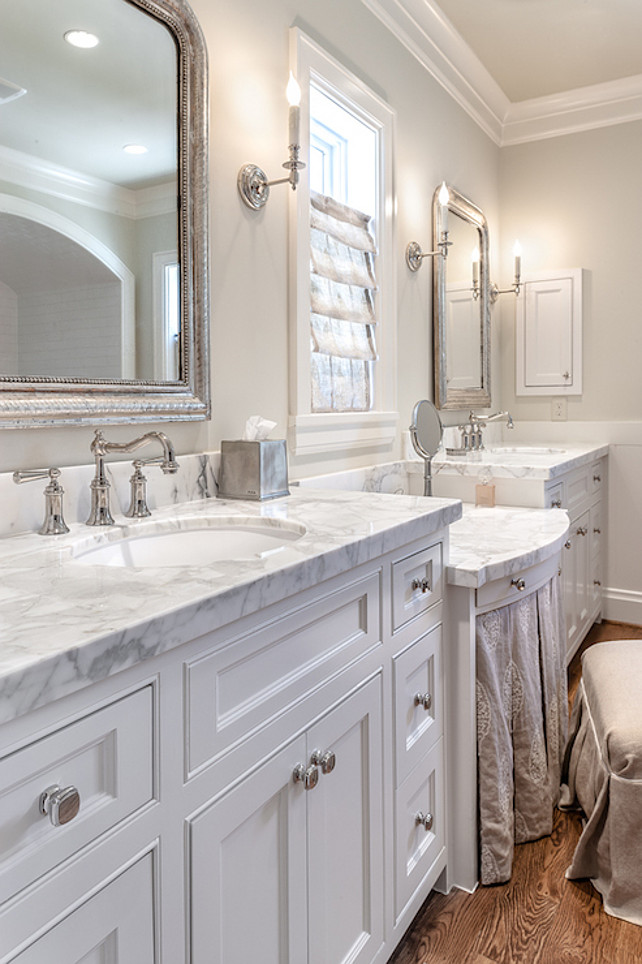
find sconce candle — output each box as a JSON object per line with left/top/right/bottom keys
{"left": 472, "top": 246, "right": 480, "bottom": 287}
{"left": 513, "top": 240, "right": 522, "bottom": 284}
{"left": 438, "top": 181, "right": 449, "bottom": 236}
{"left": 287, "top": 72, "right": 301, "bottom": 147}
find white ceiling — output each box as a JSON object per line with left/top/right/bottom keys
{"left": 436, "top": 0, "right": 642, "bottom": 103}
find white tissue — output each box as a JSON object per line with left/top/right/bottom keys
{"left": 242, "top": 415, "right": 277, "bottom": 441}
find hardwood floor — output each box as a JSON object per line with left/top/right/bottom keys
{"left": 389, "top": 621, "right": 642, "bottom": 964}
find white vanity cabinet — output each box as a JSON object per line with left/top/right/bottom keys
{"left": 546, "top": 458, "right": 606, "bottom": 660}
{"left": 0, "top": 516, "right": 453, "bottom": 964}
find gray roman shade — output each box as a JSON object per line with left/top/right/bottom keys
{"left": 309, "top": 191, "right": 378, "bottom": 412}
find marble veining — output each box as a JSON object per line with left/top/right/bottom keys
{"left": 431, "top": 442, "right": 608, "bottom": 481}
{"left": 445, "top": 504, "right": 570, "bottom": 589}
{"left": 0, "top": 487, "right": 461, "bottom": 725}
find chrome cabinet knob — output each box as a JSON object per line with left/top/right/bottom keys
{"left": 564, "top": 539, "right": 572, "bottom": 549}
{"left": 415, "top": 811, "right": 433, "bottom": 832}
{"left": 510, "top": 578, "right": 526, "bottom": 591}
{"left": 411, "top": 577, "right": 431, "bottom": 594}
{"left": 39, "top": 784, "right": 81, "bottom": 827}
{"left": 550, "top": 498, "right": 562, "bottom": 508}
{"left": 414, "top": 692, "right": 432, "bottom": 711}
{"left": 576, "top": 526, "right": 588, "bottom": 536}
{"left": 594, "top": 579, "right": 602, "bottom": 587}
{"left": 293, "top": 763, "right": 319, "bottom": 791}
{"left": 593, "top": 527, "right": 601, "bottom": 535}
{"left": 593, "top": 474, "right": 601, "bottom": 483}
{"left": 310, "top": 748, "right": 336, "bottom": 775}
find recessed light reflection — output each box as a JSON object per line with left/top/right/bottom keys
{"left": 64, "top": 30, "right": 99, "bottom": 49}
{"left": 123, "top": 144, "right": 148, "bottom": 155}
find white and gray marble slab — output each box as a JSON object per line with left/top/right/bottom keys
{"left": 0, "top": 487, "right": 461, "bottom": 725}
{"left": 431, "top": 442, "right": 608, "bottom": 481}
{"left": 445, "top": 504, "right": 570, "bottom": 589}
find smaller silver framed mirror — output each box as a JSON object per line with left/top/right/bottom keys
{"left": 410, "top": 399, "right": 443, "bottom": 496}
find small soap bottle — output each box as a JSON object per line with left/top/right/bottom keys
{"left": 475, "top": 469, "right": 496, "bottom": 507}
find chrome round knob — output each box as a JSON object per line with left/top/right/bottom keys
{"left": 310, "top": 749, "right": 336, "bottom": 775}
{"left": 416, "top": 811, "right": 433, "bottom": 832}
{"left": 411, "top": 577, "right": 431, "bottom": 594}
{"left": 293, "top": 763, "right": 319, "bottom": 791}
{"left": 564, "top": 539, "right": 572, "bottom": 550}
{"left": 510, "top": 578, "right": 526, "bottom": 591}
{"left": 576, "top": 526, "right": 588, "bottom": 537}
{"left": 39, "top": 784, "right": 81, "bottom": 827}
{"left": 550, "top": 498, "right": 562, "bottom": 508}
{"left": 414, "top": 692, "right": 432, "bottom": 711}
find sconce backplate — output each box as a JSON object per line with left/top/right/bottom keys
{"left": 238, "top": 164, "right": 269, "bottom": 210}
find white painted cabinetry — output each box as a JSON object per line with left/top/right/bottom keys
{"left": 0, "top": 527, "right": 450, "bottom": 964}
{"left": 516, "top": 269, "right": 583, "bottom": 396}
{"left": 548, "top": 458, "right": 605, "bottom": 660}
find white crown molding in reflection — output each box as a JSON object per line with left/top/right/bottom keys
{"left": 0, "top": 144, "right": 176, "bottom": 218}
{"left": 362, "top": 0, "right": 642, "bottom": 145}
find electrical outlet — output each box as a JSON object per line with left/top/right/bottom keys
{"left": 551, "top": 398, "right": 567, "bottom": 421}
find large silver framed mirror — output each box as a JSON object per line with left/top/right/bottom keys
{"left": 433, "top": 184, "right": 490, "bottom": 411}
{"left": 0, "top": 0, "right": 209, "bottom": 427}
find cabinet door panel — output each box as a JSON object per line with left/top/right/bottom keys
{"left": 394, "top": 625, "right": 442, "bottom": 786}
{"left": 10, "top": 853, "right": 155, "bottom": 963}
{"left": 189, "top": 737, "right": 307, "bottom": 964}
{"left": 307, "top": 677, "right": 383, "bottom": 964}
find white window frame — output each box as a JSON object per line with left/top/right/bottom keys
{"left": 288, "top": 28, "right": 398, "bottom": 457}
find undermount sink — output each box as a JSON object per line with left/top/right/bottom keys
{"left": 71, "top": 516, "right": 307, "bottom": 568}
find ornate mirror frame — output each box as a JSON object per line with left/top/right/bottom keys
{"left": 0, "top": 0, "right": 210, "bottom": 428}
{"left": 433, "top": 184, "right": 491, "bottom": 411}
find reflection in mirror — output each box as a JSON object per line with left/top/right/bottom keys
{"left": 433, "top": 184, "right": 490, "bottom": 411}
{"left": 0, "top": 0, "right": 209, "bottom": 426}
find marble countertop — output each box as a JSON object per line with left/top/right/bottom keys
{"left": 446, "top": 504, "right": 570, "bottom": 589}
{"left": 0, "top": 487, "right": 461, "bottom": 725}
{"left": 432, "top": 442, "right": 608, "bottom": 481}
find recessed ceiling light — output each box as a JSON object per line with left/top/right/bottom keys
{"left": 123, "top": 144, "right": 149, "bottom": 155}
{"left": 64, "top": 30, "right": 99, "bottom": 49}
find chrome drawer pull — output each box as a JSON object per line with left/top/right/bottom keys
{"left": 593, "top": 474, "right": 601, "bottom": 483}
{"left": 510, "top": 578, "right": 526, "bottom": 591}
{"left": 39, "top": 784, "right": 81, "bottom": 827}
{"left": 416, "top": 811, "right": 433, "bottom": 832}
{"left": 293, "top": 763, "right": 319, "bottom": 791}
{"left": 310, "top": 749, "right": 336, "bottom": 775}
{"left": 593, "top": 527, "right": 601, "bottom": 535}
{"left": 550, "top": 498, "right": 562, "bottom": 508}
{"left": 411, "top": 577, "right": 431, "bottom": 594}
{"left": 414, "top": 692, "right": 432, "bottom": 711}
{"left": 576, "top": 526, "right": 588, "bottom": 536}
{"left": 594, "top": 579, "right": 602, "bottom": 587}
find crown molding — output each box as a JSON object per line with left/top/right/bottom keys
{"left": 0, "top": 144, "right": 176, "bottom": 218}
{"left": 362, "top": 0, "right": 642, "bottom": 145}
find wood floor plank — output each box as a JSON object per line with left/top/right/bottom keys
{"left": 388, "top": 621, "right": 642, "bottom": 964}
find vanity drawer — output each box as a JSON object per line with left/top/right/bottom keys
{"left": 565, "top": 466, "right": 592, "bottom": 516}
{"left": 475, "top": 554, "right": 561, "bottom": 611}
{"left": 0, "top": 685, "right": 154, "bottom": 905}
{"left": 393, "top": 624, "right": 442, "bottom": 787}
{"left": 391, "top": 542, "right": 443, "bottom": 632}
{"left": 394, "top": 737, "right": 445, "bottom": 921}
{"left": 547, "top": 482, "right": 564, "bottom": 509}
{"left": 185, "top": 571, "right": 381, "bottom": 778}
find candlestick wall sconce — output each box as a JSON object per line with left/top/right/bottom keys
{"left": 490, "top": 240, "right": 522, "bottom": 303}
{"left": 405, "top": 182, "right": 452, "bottom": 270}
{"left": 238, "top": 73, "right": 306, "bottom": 210}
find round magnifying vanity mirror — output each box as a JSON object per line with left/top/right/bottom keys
{"left": 409, "top": 399, "right": 443, "bottom": 496}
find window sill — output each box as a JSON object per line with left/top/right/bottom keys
{"left": 288, "top": 411, "right": 399, "bottom": 456}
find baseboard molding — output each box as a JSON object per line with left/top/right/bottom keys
{"left": 603, "top": 587, "right": 642, "bottom": 627}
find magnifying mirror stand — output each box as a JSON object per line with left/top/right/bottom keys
{"left": 409, "top": 399, "right": 443, "bottom": 497}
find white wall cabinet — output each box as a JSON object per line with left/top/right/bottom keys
{"left": 0, "top": 528, "right": 450, "bottom": 964}
{"left": 516, "top": 269, "right": 583, "bottom": 396}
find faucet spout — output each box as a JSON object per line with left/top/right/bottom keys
{"left": 87, "top": 430, "right": 179, "bottom": 526}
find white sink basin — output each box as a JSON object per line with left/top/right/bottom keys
{"left": 72, "top": 517, "right": 306, "bottom": 568}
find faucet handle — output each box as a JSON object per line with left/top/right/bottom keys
{"left": 124, "top": 460, "right": 152, "bottom": 519}
{"left": 13, "top": 467, "right": 70, "bottom": 535}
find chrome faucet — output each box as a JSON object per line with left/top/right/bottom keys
{"left": 87, "top": 430, "right": 179, "bottom": 526}
{"left": 455, "top": 410, "right": 514, "bottom": 453}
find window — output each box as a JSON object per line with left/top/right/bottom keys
{"left": 289, "top": 29, "right": 397, "bottom": 457}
